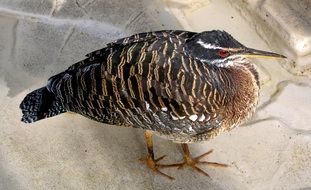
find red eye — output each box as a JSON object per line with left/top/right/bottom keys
{"left": 219, "top": 49, "right": 230, "bottom": 58}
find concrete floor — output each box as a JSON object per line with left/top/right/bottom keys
{"left": 0, "top": 0, "right": 311, "bottom": 189}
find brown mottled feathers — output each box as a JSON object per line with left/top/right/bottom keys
{"left": 46, "top": 30, "right": 242, "bottom": 142}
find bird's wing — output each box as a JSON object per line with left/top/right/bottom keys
{"left": 94, "top": 32, "right": 232, "bottom": 131}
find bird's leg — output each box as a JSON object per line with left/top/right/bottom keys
{"left": 161, "top": 144, "right": 228, "bottom": 177}
{"left": 139, "top": 130, "right": 175, "bottom": 180}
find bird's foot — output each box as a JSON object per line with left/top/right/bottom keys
{"left": 139, "top": 155, "right": 175, "bottom": 180}
{"left": 161, "top": 149, "right": 228, "bottom": 177}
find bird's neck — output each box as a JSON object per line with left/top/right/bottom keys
{"left": 223, "top": 63, "right": 260, "bottom": 130}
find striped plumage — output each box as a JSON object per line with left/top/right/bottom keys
{"left": 20, "top": 30, "right": 265, "bottom": 143}
{"left": 20, "top": 30, "right": 287, "bottom": 179}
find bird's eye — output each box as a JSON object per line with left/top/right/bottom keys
{"left": 219, "top": 50, "right": 230, "bottom": 58}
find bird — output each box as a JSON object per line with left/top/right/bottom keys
{"left": 20, "top": 30, "right": 286, "bottom": 180}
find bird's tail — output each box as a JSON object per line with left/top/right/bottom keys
{"left": 20, "top": 87, "right": 66, "bottom": 123}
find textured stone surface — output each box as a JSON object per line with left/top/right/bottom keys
{"left": 0, "top": 0, "right": 54, "bottom": 15}
{"left": 0, "top": 0, "right": 311, "bottom": 190}
{"left": 227, "top": 0, "right": 311, "bottom": 76}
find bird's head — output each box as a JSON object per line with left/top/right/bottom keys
{"left": 185, "top": 30, "right": 286, "bottom": 67}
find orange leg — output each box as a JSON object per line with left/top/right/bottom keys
{"left": 160, "top": 144, "right": 228, "bottom": 177}
{"left": 139, "top": 130, "right": 175, "bottom": 180}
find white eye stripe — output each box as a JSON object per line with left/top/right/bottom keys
{"left": 197, "top": 40, "right": 243, "bottom": 52}
{"left": 197, "top": 39, "right": 222, "bottom": 49}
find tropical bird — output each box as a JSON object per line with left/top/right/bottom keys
{"left": 20, "top": 30, "right": 286, "bottom": 180}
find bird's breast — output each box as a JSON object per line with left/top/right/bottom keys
{"left": 221, "top": 63, "right": 260, "bottom": 130}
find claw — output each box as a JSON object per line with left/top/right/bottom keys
{"left": 140, "top": 155, "right": 175, "bottom": 180}
{"left": 160, "top": 144, "right": 228, "bottom": 177}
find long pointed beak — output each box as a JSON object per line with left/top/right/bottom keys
{"left": 240, "top": 47, "right": 287, "bottom": 59}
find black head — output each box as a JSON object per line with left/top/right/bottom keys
{"left": 185, "top": 30, "right": 286, "bottom": 66}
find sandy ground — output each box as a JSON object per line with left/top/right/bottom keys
{"left": 0, "top": 0, "right": 311, "bottom": 189}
